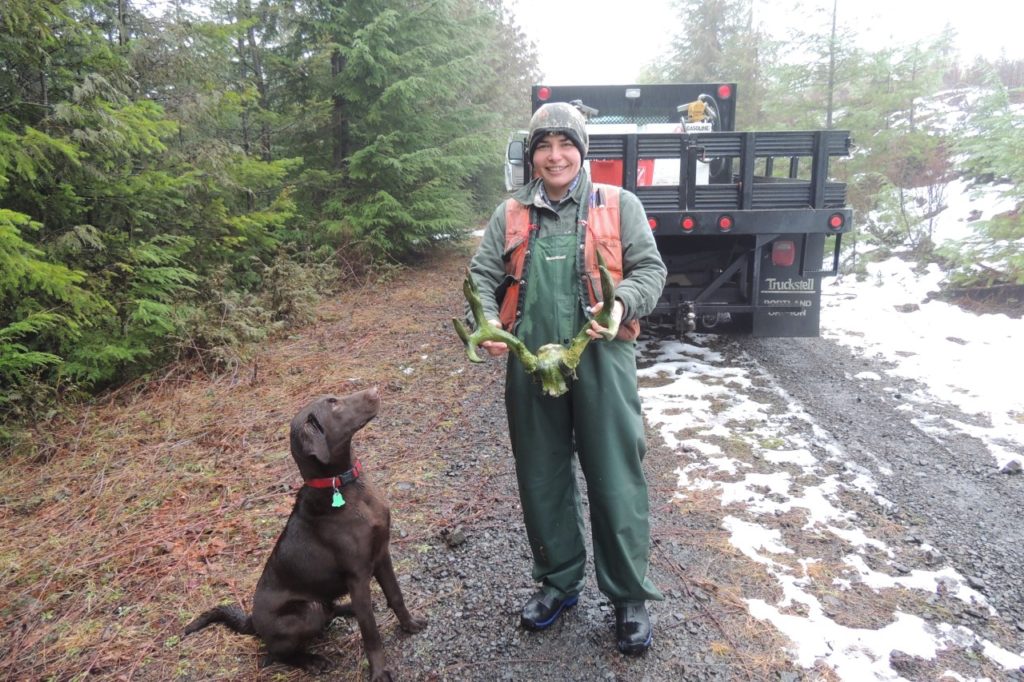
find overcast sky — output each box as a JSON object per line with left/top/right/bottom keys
{"left": 508, "top": 0, "right": 1023, "bottom": 85}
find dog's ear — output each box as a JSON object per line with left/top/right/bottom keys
{"left": 299, "top": 417, "right": 331, "bottom": 465}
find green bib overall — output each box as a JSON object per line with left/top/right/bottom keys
{"left": 505, "top": 229, "right": 662, "bottom": 604}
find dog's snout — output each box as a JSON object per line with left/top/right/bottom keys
{"left": 343, "top": 387, "right": 380, "bottom": 410}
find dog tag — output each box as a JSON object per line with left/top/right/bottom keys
{"left": 332, "top": 490, "right": 345, "bottom": 508}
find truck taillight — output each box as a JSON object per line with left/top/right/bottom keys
{"left": 828, "top": 213, "right": 845, "bottom": 230}
{"left": 648, "top": 217, "right": 658, "bottom": 230}
{"left": 717, "top": 84, "right": 733, "bottom": 100}
{"left": 681, "top": 215, "right": 696, "bottom": 232}
{"left": 537, "top": 87, "right": 551, "bottom": 102}
{"left": 771, "top": 240, "right": 796, "bottom": 267}
{"left": 717, "top": 215, "right": 734, "bottom": 232}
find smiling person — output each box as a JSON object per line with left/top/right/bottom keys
{"left": 466, "top": 102, "right": 667, "bottom": 655}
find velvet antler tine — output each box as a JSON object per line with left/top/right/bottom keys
{"left": 452, "top": 318, "right": 482, "bottom": 362}
{"left": 463, "top": 270, "right": 488, "bottom": 325}
{"left": 565, "top": 252, "right": 618, "bottom": 360}
{"left": 453, "top": 269, "right": 489, "bottom": 362}
{"left": 592, "top": 252, "right": 617, "bottom": 337}
{"left": 453, "top": 269, "right": 538, "bottom": 371}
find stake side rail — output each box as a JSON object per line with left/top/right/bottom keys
{"left": 588, "top": 129, "right": 854, "bottom": 237}
{"left": 590, "top": 129, "right": 855, "bottom": 336}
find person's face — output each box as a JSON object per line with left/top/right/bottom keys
{"left": 532, "top": 133, "right": 581, "bottom": 200}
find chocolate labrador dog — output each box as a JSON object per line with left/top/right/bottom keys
{"left": 184, "top": 387, "right": 427, "bottom": 680}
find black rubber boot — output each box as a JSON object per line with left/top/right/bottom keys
{"left": 615, "top": 601, "right": 652, "bottom": 655}
{"left": 520, "top": 588, "right": 579, "bottom": 631}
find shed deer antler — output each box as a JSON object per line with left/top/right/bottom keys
{"left": 452, "top": 253, "right": 620, "bottom": 397}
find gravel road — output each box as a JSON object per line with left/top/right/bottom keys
{"left": 738, "top": 335, "right": 1024, "bottom": 664}
{"left": 334, "top": 329, "right": 1023, "bottom": 681}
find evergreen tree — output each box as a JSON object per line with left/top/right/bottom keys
{"left": 1, "top": 0, "right": 299, "bottom": 423}
{"left": 843, "top": 32, "right": 957, "bottom": 253}
{"left": 643, "top": 0, "right": 771, "bottom": 127}
{"left": 944, "top": 82, "right": 1024, "bottom": 286}
{"left": 1, "top": 0, "right": 537, "bottom": 436}
{"left": 270, "top": 0, "right": 515, "bottom": 262}
{"left": 0, "top": 1, "right": 110, "bottom": 425}
{"left": 760, "top": 0, "right": 868, "bottom": 131}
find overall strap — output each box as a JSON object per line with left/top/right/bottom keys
{"left": 581, "top": 184, "right": 624, "bottom": 305}
{"left": 498, "top": 200, "right": 537, "bottom": 330}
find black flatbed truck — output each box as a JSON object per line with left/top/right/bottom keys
{"left": 506, "top": 83, "right": 854, "bottom": 337}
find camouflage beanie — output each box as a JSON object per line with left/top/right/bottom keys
{"left": 528, "top": 102, "right": 589, "bottom": 159}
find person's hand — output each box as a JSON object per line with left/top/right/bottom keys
{"left": 480, "top": 319, "right": 508, "bottom": 356}
{"left": 586, "top": 300, "right": 623, "bottom": 340}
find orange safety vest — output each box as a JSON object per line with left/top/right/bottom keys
{"left": 498, "top": 183, "right": 640, "bottom": 341}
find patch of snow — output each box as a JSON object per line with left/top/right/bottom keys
{"left": 823, "top": 257, "right": 1024, "bottom": 469}
{"left": 638, "top": 338, "right": 1023, "bottom": 680}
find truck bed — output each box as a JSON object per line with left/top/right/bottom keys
{"left": 519, "top": 83, "right": 855, "bottom": 337}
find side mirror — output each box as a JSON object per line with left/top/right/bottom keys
{"left": 507, "top": 140, "right": 525, "bottom": 165}
{"left": 505, "top": 139, "right": 527, "bottom": 191}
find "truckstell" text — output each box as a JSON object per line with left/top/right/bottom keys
{"left": 763, "top": 277, "right": 816, "bottom": 292}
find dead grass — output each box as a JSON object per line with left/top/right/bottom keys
{"left": 0, "top": 244, "right": 486, "bottom": 681}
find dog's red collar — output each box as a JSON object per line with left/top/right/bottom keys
{"left": 305, "top": 460, "right": 363, "bottom": 490}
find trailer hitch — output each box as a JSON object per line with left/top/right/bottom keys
{"left": 676, "top": 303, "right": 697, "bottom": 335}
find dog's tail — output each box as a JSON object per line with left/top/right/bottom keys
{"left": 184, "top": 604, "right": 255, "bottom": 636}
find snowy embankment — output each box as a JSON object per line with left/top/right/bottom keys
{"left": 823, "top": 258, "right": 1023, "bottom": 471}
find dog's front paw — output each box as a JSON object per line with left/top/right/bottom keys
{"left": 297, "top": 653, "right": 334, "bottom": 675}
{"left": 332, "top": 601, "right": 355, "bottom": 619}
{"left": 400, "top": 614, "right": 428, "bottom": 634}
{"left": 261, "top": 652, "right": 334, "bottom": 674}
{"left": 370, "top": 669, "right": 394, "bottom": 682}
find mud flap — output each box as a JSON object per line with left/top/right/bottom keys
{"left": 753, "top": 234, "right": 825, "bottom": 337}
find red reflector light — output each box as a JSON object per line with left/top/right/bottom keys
{"left": 718, "top": 215, "right": 734, "bottom": 231}
{"left": 717, "top": 84, "right": 733, "bottom": 100}
{"left": 537, "top": 86, "right": 551, "bottom": 101}
{"left": 648, "top": 217, "right": 658, "bottom": 230}
{"left": 772, "top": 239, "right": 796, "bottom": 267}
{"left": 681, "top": 215, "right": 696, "bottom": 232}
{"left": 828, "top": 213, "right": 844, "bottom": 230}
